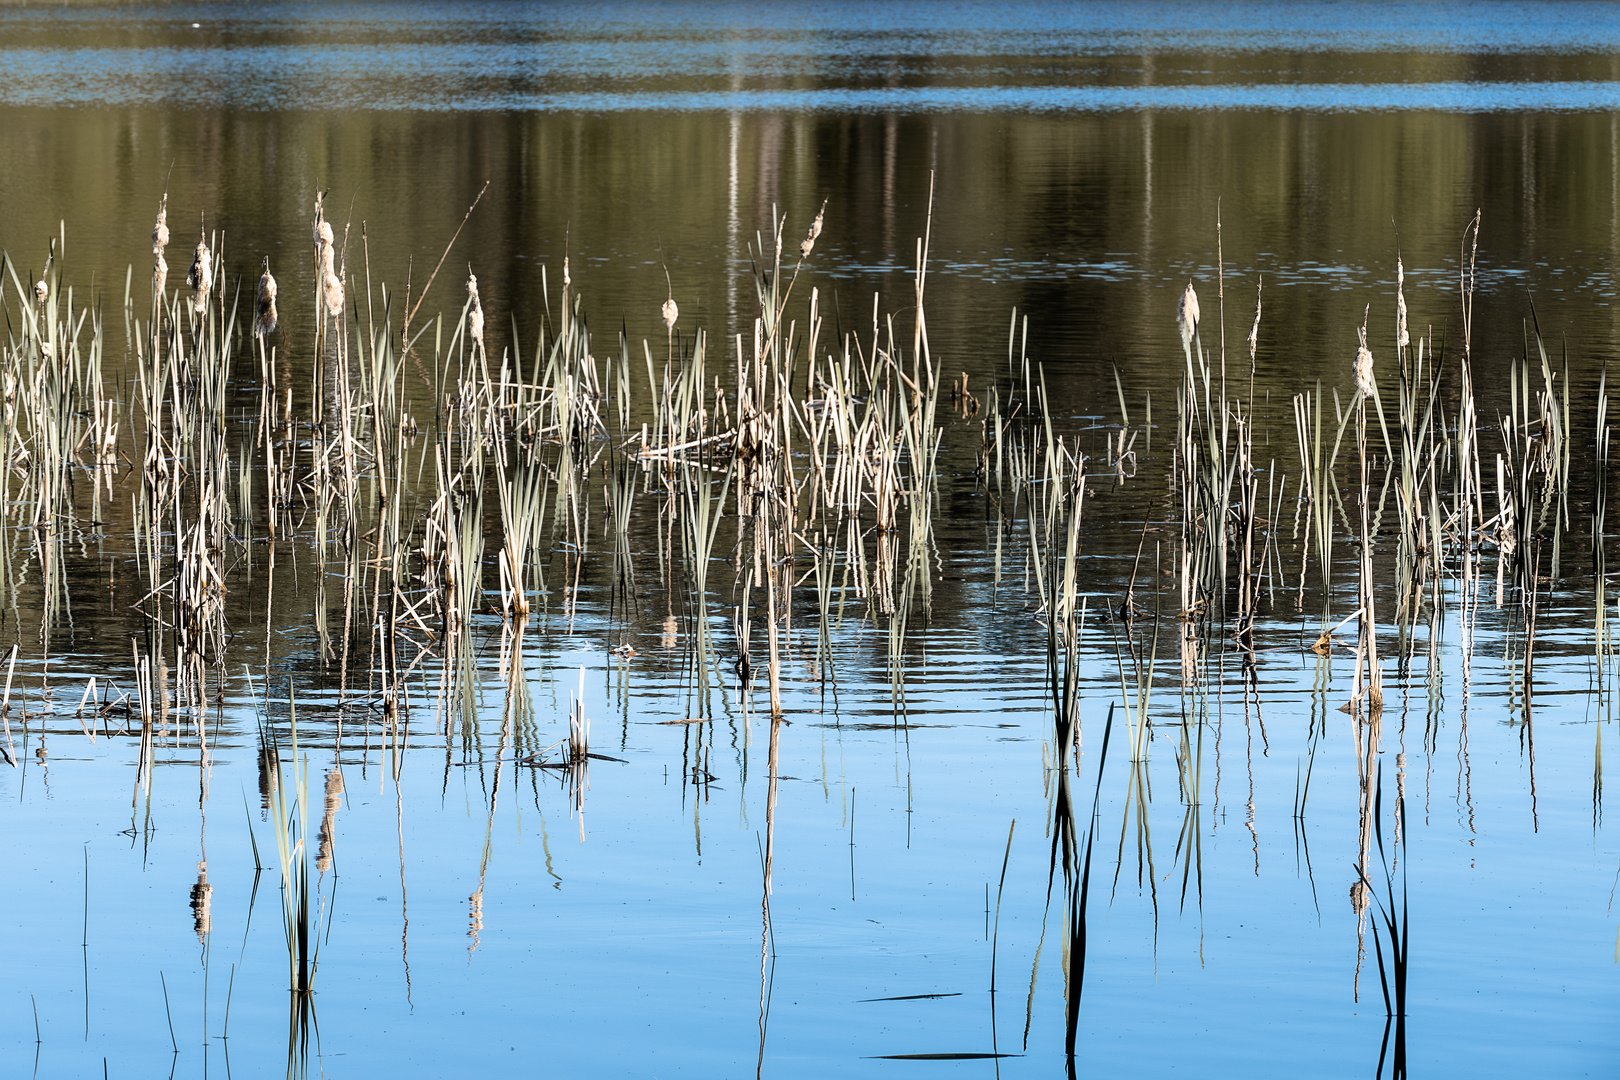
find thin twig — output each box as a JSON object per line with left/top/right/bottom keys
{"left": 403, "top": 180, "right": 491, "bottom": 340}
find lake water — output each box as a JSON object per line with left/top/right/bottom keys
{"left": 1, "top": 3, "right": 1617, "bottom": 1077}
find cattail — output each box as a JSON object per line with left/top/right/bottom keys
{"left": 186, "top": 237, "right": 212, "bottom": 315}
{"left": 1395, "top": 257, "right": 1409, "bottom": 350}
{"left": 1354, "top": 328, "right": 1376, "bottom": 398}
{"left": 33, "top": 279, "right": 46, "bottom": 308}
{"left": 323, "top": 269, "right": 344, "bottom": 318}
{"left": 255, "top": 259, "right": 277, "bottom": 338}
{"left": 317, "top": 220, "right": 335, "bottom": 273}
{"left": 562, "top": 255, "right": 571, "bottom": 289}
{"left": 1176, "top": 280, "right": 1200, "bottom": 349}
{"left": 150, "top": 196, "right": 171, "bottom": 297}
{"left": 466, "top": 272, "right": 485, "bottom": 354}
{"left": 800, "top": 199, "right": 826, "bottom": 257}
{"left": 152, "top": 200, "right": 169, "bottom": 255}
{"left": 1247, "top": 278, "right": 1262, "bottom": 365}
{"left": 316, "top": 220, "right": 343, "bottom": 317}
{"left": 661, "top": 263, "right": 678, "bottom": 330}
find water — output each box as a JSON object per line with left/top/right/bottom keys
{"left": 1, "top": 4, "right": 1617, "bottom": 1077}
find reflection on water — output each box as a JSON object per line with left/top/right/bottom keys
{"left": 0, "top": 6, "right": 1618, "bottom": 1080}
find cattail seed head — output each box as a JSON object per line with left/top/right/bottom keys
{"left": 187, "top": 238, "right": 212, "bottom": 315}
{"left": 152, "top": 204, "right": 169, "bottom": 255}
{"left": 33, "top": 279, "right": 46, "bottom": 308}
{"left": 317, "top": 218, "right": 341, "bottom": 316}
{"left": 1395, "top": 257, "right": 1409, "bottom": 350}
{"left": 562, "top": 256, "right": 571, "bottom": 289}
{"left": 466, "top": 273, "right": 485, "bottom": 354}
{"left": 255, "top": 261, "right": 278, "bottom": 338}
{"left": 323, "top": 269, "right": 344, "bottom": 318}
{"left": 800, "top": 200, "right": 826, "bottom": 257}
{"left": 1177, "top": 280, "right": 1200, "bottom": 348}
{"left": 317, "top": 220, "right": 336, "bottom": 274}
{"left": 1247, "top": 279, "right": 1263, "bottom": 365}
{"left": 151, "top": 196, "right": 171, "bottom": 296}
{"left": 1354, "top": 329, "right": 1376, "bottom": 398}
{"left": 661, "top": 296, "right": 678, "bottom": 330}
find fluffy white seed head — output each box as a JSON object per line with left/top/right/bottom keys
{"left": 255, "top": 263, "right": 278, "bottom": 338}
{"left": 1177, "top": 280, "right": 1200, "bottom": 349}
{"left": 1247, "top": 279, "right": 1262, "bottom": 364}
{"left": 317, "top": 221, "right": 336, "bottom": 275}
{"left": 467, "top": 273, "right": 485, "bottom": 353}
{"left": 1395, "top": 257, "right": 1409, "bottom": 350}
{"left": 800, "top": 200, "right": 826, "bottom": 258}
{"left": 323, "top": 270, "right": 344, "bottom": 318}
{"left": 1354, "top": 331, "right": 1376, "bottom": 398}
{"left": 152, "top": 204, "right": 169, "bottom": 255}
{"left": 187, "top": 239, "right": 212, "bottom": 314}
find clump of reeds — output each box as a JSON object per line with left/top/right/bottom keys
{"left": 3, "top": 196, "right": 1586, "bottom": 1041}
